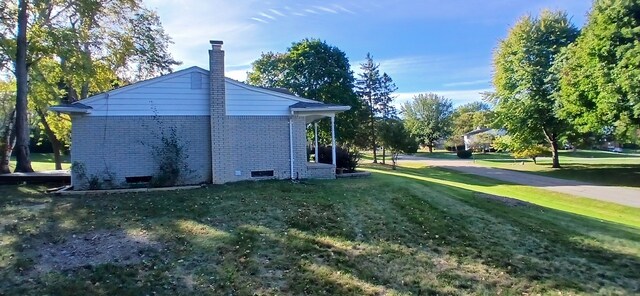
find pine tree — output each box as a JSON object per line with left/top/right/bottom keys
{"left": 355, "top": 53, "right": 382, "bottom": 163}
{"left": 377, "top": 72, "right": 398, "bottom": 163}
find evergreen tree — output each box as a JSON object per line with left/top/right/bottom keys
{"left": 377, "top": 72, "right": 398, "bottom": 163}
{"left": 355, "top": 53, "right": 382, "bottom": 162}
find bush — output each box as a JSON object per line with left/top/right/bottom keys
{"left": 456, "top": 150, "right": 473, "bottom": 159}
{"left": 316, "top": 146, "right": 360, "bottom": 173}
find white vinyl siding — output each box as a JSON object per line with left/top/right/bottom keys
{"left": 225, "top": 82, "right": 297, "bottom": 116}
{"left": 85, "top": 68, "right": 210, "bottom": 116}
{"left": 80, "top": 67, "right": 309, "bottom": 117}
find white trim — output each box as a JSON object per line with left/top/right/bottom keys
{"left": 290, "top": 106, "right": 351, "bottom": 112}
{"left": 314, "top": 122, "right": 319, "bottom": 163}
{"left": 225, "top": 78, "right": 318, "bottom": 103}
{"left": 48, "top": 106, "right": 92, "bottom": 114}
{"left": 289, "top": 118, "right": 295, "bottom": 179}
{"left": 331, "top": 115, "right": 336, "bottom": 166}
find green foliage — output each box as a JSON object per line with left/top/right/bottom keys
{"left": 401, "top": 93, "right": 453, "bottom": 151}
{"left": 316, "top": 146, "right": 360, "bottom": 173}
{"left": 558, "top": 0, "right": 640, "bottom": 136}
{"left": 0, "top": 0, "right": 180, "bottom": 170}
{"left": 354, "top": 53, "right": 398, "bottom": 159}
{"left": 493, "top": 135, "right": 549, "bottom": 163}
{"left": 449, "top": 101, "right": 493, "bottom": 147}
{"left": 493, "top": 10, "right": 579, "bottom": 168}
{"left": 247, "top": 39, "right": 367, "bottom": 146}
{"left": 456, "top": 150, "right": 473, "bottom": 159}
{"left": 378, "top": 119, "right": 419, "bottom": 169}
{"left": 149, "top": 126, "right": 196, "bottom": 187}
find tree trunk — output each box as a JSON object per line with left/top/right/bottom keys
{"left": 543, "top": 128, "right": 561, "bottom": 169}
{"left": 0, "top": 110, "right": 16, "bottom": 174}
{"left": 370, "top": 108, "right": 377, "bottom": 164}
{"left": 428, "top": 144, "right": 433, "bottom": 153}
{"left": 550, "top": 140, "right": 560, "bottom": 168}
{"left": 13, "top": 0, "right": 34, "bottom": 173}
{"left": 382, "top": 146, "right": 386, "bottom": 164}
{"left": 36, "top": 109, "right": 63, "bottom": 170}
{"left": 391, "top": 153, "right": 397, "bottom": 170}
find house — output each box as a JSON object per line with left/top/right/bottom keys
{"left": 50, "top": 40, "right": 350, "bottom": 189}
{"left": 463, "top": 128, "right": 505, "bottom": 151}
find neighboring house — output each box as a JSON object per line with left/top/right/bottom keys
{"left": 50, "top": 40, "right": 350, "bottom": 189}
{"left": 463, "top": 128, "right": 506, "bottom": 151}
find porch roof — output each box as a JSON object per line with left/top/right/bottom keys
{"left": 289, "top": 102, "right": 350, "bottom": 123}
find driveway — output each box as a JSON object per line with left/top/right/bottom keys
{"left": 399, "top": 155, "right": 640, "bottom": 208}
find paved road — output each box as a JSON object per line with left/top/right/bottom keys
{"left": 398, "top": 155, "right": 640, "bottom": 208}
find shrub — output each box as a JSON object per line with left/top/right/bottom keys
{"left": 148, "top": 127, "right": 196, "bottom": 187}
{"left": 316, "top": 146, "right": 360, "bottom": 173}
{"left": 456, "top": 150, "right": 473, "bottom": 159}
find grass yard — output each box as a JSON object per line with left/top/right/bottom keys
{"left": 417, "top": 150, "right": 640, "bottom": 188}
{"left": 8, "top": 153, "right": 71, "bottom": 172}
{"left": 1, "top": 164, "right": 639, "bottom": 295}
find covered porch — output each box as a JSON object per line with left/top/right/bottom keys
{"left": 290, "top": 102, "right": 350, "bottom": 178}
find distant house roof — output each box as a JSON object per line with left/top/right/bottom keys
{"left": 464, "top": 128, "right": 493, "bottom": 136}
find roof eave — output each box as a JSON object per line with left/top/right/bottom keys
{"left": 290, "top": 106, "right": 351, "bottom": 112}
{"left": 48, "top": 106, "right": 92, "bottom": 114}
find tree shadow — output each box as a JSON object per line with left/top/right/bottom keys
{"left": 1, "top": 177, "right": 639, "bottom": 295}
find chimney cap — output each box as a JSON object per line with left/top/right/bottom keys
{"left": 210, "top": 40, "right": 223, "bottom": 45}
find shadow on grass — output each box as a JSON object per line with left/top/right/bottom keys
{"left": 1, "top": 176, "right": 639, "bottom": 294}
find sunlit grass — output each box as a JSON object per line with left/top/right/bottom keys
{"left": 0, "top": 165, "right": 638, "bottom": 295}
{"left": 8, "top": 153, "right": 71, "bottom": 172}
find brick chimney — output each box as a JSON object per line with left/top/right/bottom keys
{"left": 209, "top": 40, "right": 226, "bottom": 183}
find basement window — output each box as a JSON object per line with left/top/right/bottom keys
{"left": 251, "top": 170, "right": 274, "bottom": 178}
{"left": 125, "top": 176, "right": 152, "bottom": 183}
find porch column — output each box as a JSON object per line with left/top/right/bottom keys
{"left": 331, "top": 115, "right": 336, "bottom": 166}
{"left": 314, "top": 122, "right": 319, "bottom": 162}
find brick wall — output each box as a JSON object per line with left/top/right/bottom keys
{"left": 215, "top": 115, "right": 309, "bottom": 182}
{"left": 70, "top": 115, "right": 211, "bottom": 189}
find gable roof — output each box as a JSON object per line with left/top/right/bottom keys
{"left": 49, "top": 66, "right": 348, "bottom": 114}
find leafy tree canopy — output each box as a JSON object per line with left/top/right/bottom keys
{"left": 247, "top": 38, "right": 366, "bottom": 146}
{"left": 493, "top": 10, "right": 579, "bottom": 168}
{"left": 558, "top": 0, "right": 640, "bottom": 136}
{"left": 401, "top": 93, "right": 453, "bottom": 152}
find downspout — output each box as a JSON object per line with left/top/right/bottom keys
{"left": 289, "top": 116, "right": 295, "bottom": 180}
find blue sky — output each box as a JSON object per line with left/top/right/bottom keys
{"left": 147, "top": 0, "right": 592, "bottom": 106}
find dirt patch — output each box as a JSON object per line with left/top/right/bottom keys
{"left": 474, "top": 193, "right": 530, "bottom": 207}
{"left": 35, "top": 229, "right": 160, "bottom": 272}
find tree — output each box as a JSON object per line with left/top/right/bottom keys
{"left": 493, "top": 135, "right": 548, "bottom": 164}
{"left": 558, "top": 0, "right": 640, "bottom": 137}
{"left": 377, "top": 72, "right": 398, "bottom": 164}
{"left": 493, "top": 10, "right": 579, "bottom": 168}
{"left": 355, "top": 53, "right": 381, "bottom": 162}
{"left": 401, "top": 93, "right": 453, "bottom": 152}
{"left": 247, "top": 39, "right": 366, "bottom": 146}
{"left": 12, "top": 0, "right": 33, "bottom": 172}
{"left": 0, "top": 81, "right": 15, "bottom": 174}
{"left": 0, "top": 0, "right": 180, "bottom": 170}
{"left": 379, "top": 119, "right": 418, "bottom": 170}
{"left": 448, "top": 101, "right": 493, "bottom": 150}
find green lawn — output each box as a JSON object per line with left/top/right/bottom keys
{"left": 417, "top": 150, "right": 640, "bottom": 188}
{"left": 1, "top": 164, "right": 638, "bottom": 295}
{"left": 8, "top": 153, "right": 71, "bottom": 172}
{"left": 475, "top": 150, "right": 640, "bottom": 188}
